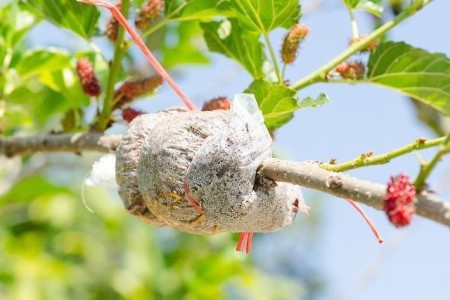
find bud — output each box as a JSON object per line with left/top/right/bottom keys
{"left": 201, "top": 96, "right": 231, "bottom": 111}
{"left": 135, "top": 0, "right": 165, "bottom": 30}
{"left": 281, "top": 23, "right": 309, "bottom": 64}
{"left": 113, "top": 75, "right": 163, "bottom": 108}
{"left": 335, "top": 61, "right": 365, "bottom": 80}
{"left": 122, "top": 107, "right": 144, "bottom": 123}
{"left": 76, "top": 58, "right": 101, "bottom": 97}
{"left": 106, "top": 1, "right": 122, "bottom": 42}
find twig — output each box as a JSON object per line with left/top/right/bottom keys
{"left": 414, "top": 133, "right": 450, "bottom": 191}
{"left": 322, "top": 137, "right": 446, "bottom": 172}
{"left": 1, "top": 133, "right": 449, "bottom": 228}
{"left": 96, "top": 0, "right": 130, "bottom": 131}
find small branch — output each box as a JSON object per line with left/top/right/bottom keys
{"left": 1, "top": 133, "right": 449, "bottom": 228}
{"left": 291, "top": 0, "right": 429, "bottom": 91}
{"left": 0, "top": 133, "right": 121, "bottom": 157}
{"left": 322, "top": 136, "right": 446, "bottom": 172}
{"left": 414, "top": 133, "right": 450, "bottom": 191}
{"left": 263, "top": 33, "right": 283, "bottom": 84}
{"left": 97, "top": 0, "right": 130, "bottom": 131}
{"left": 259, "top": 158, "right": 450, "bottom": 227}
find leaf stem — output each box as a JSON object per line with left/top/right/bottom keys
{"left": 97, "top": 0, "right": 130, "bottom": 130}
{"left": 291, "top": 0, "right": 429, "bottom": 91}
{"left": 322, "top": 136, "right": 447, "bottom": 172}
{"left": 414, "top": 133, "right": 450, "bottom": 191}
{"left": 263, "top": 33, "right": 283, "bottom": 83}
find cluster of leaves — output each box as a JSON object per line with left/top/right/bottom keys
{"left": 0, "top": 165, "right": 312, "bottom": 299}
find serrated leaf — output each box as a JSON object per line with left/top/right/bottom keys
{"left": 230, "top": 0, "right": 301, "bottom": 33}
{"left": 343, "top": 0, "right": 383, "bottom": 17}
{"left": 367, "top": 41, "right": 450, "bottom": 115}
{"left": 298, "top": 93, "right": 330, "bottom": 108}
{"left": 14, "top": 49, "right": 72, "bottom": 80}
{"left": 162, "top": 22, "right": 209, "bottom": 67}
{"left": 245, "top": 79, "right": 298, "bottom": 130}
{"left": 20, "top": 0, "right": 99, "bottom": 38}
{"left": 201, "top": 20, "right": 265, "bottom": 78}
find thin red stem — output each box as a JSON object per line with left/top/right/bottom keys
{"left": 78, "top": 0, "right": 197, "bottom": 111}
{"left": 345, "top": 199, "right": 383, "bottom": 244}
{"left": 236, "top": 232, "right": 253, "bottom": 254}
{"left": 183, "top": 182, "right": 204, "bottom": 214}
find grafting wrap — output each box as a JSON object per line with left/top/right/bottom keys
{"left": 116, "top": 94, "right": 304, "bottom": 234}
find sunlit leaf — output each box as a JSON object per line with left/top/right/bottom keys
{"left": 20, "top": 0, "right": 100, "bottom": 38}
{"left": 298, "top": 93, "right": 330, "bottom": 109}
{"left": 229, "top": 0, "right": 301, "bottom": 33}
{"left": 367, "top": 41, "right": 450, "bottom": 115}
{"left": 201, "top": 19, "right": 265, "bottom": 78}
{"left": 245, "top": 79, "right": 296, "bottom": 130}
{"left": 14, "top": 48, "right": 72, "bottom": 80}
{"left": 162, "top": 22, "right": 209, "bottom": 67}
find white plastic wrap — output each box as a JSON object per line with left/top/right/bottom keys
{"left": 116, "top": 94, "right": 305, "bottom": 234}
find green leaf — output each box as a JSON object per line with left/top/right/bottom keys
{"left": 20, "top": 0, "right": 100, "bottom": 39}
{"left": 367, "top": 41, "right": 450, "bottom": 115}
{"left": 162, "top": 22, "right": 209, "bottom": 67}
{"left": 229, "top": 0, "right": 301, "bottom": 33}
{"left": 298, "top": 93, "right": 330, "bottom": 109}
{"left": 245, "top": 79, "right": 297, "bottom": 130}
{"left": 343, "top": 0, "right": 383, "bottom": 17}
{"left": 201, "top": 19, "right": 265, "bottom": 78}
{"left": 14, "top": 48, "right": 72, "bottom": 80}
{"left": 178, "top": 0, "right": 231, "bottom": 21}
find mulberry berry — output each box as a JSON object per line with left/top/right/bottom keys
{"left": 135, "top": 0, "right": 165, "bottom": 30}
{"left": 384, "top": 174, "right": 416, "bottom": 227}
{"left": 106, "top": 1, "right": 122, "bottom": 42}
{"left": 122, "top": 107, "right": 144, "bottom": 123}
{"left": 76, "top": 58, "right": 101, "bottom": 97}
{"left": 113, "top": 75, "right": 163, "bottom": 109}
{"left": 349, "top": 34, "right": 379, "bottom": 52}
{"left": 281, "top": 24, "right": 309, "bottom": 64}
{"left": 335, "top": 61, "right": 365, "bottom": 80}
{"left": 202, "top": 96, "right": 231, "bottom": 111}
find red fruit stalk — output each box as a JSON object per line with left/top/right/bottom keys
{"left": 135, "top": 0, "right": 165, "bottom": 30}
{"left": 113, "top": 75, "right": 163, "bottom": 108}
{"left": 202, "top": 96, "right": 231, "bottom": 111}
{"left": 281, "top": 24, "right": 309, "bottom": 65}
{"left": 76, "top": 58, "right": 101, "bottom": 97}
{"left": 78, "top": 0, "right": 197, "bottom": 111}
{"left": 384, "top": 174, "right": 416, "bottom": 227}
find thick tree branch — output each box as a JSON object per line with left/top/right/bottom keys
{"left": 259, "top": 159, "right": 450, "bottom": 227}
{"left": 1, "top": 133, "right": 449, "bottom": 227}
{"left": 0, "top": 133, "right": 121, "bottom": 157}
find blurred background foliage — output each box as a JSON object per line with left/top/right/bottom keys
{"left": 0, "top": 1, "right": 323, "bottom": 299}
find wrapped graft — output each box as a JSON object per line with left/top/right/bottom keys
{"left": 116, "top": 94, "right": 305, "bottom": 234}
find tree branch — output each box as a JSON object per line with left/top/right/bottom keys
{"left": 0, "top": 133, "right": 121, "bottom": 157}
{"left": 259, "top": 159, "right": 450, "bottom": 227}
{"left": 1, "top": 133, "right": 449, "bottom": 227}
